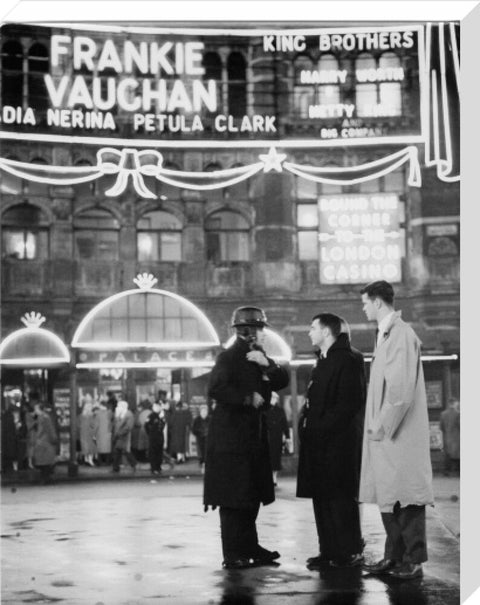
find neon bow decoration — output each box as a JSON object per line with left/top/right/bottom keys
{"left": 97, "top": 148, "right": 163, "bottom": 199}
{"left": 0, "top": 145, "right": 422, "bottom": 198}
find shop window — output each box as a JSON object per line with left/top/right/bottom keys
{"left": 297, "top": 203, "right": 319, "bottom": 260}
{"left": 355, "top": 52, "right": 402, "bottom": 117}
{"left": 227, "top": 52, "right": 247, "bottom": 117}
{"left": 1, "top": 40, "right": 23, "bottom": 107}
{"left": 74, "top": 207, "right": 119, "bottom": 260}
{"left": 205, "top": 210, "right": 250, "bottom": 262}
{"left": 27, "top": 42, "right": 49, "bottom": 110}
{"left": 1, "top": 203, "right": 49, "bottom": 260}
{"left": 136, "top": 210, "right": 182, "bottom": 261}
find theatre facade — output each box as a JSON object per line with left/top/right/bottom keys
{"left": 0, "top": 21, "right": 460, "bottom": 462}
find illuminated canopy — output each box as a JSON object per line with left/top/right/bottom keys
{"left": 225, "top": 328, "right": 293, "bottom": 363}
{"left": 0, "top": 312, "right": 70, "bottom": 367}
{"left": 72, "top": 274, "right": 220, "bottom": 359}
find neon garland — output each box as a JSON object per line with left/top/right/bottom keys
{"left": 424, "top": 22, "right": 460, "bottom": 183}
{"left": 0, "top": 146, "right": 421, "bottom": 198}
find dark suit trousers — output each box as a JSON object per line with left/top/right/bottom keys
{"left": 219, "top": 505, "right": 260, "bottom": 561}
{"left": 112, "top": 447, "right": 137, "bottom": 472}
{"left": 381, "top": 502, "right": 428, "bottom": 564}
{"left": 312, "top": 497, "right": 363, "bottom": 560}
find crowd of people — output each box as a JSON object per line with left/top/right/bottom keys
{"left": 75, "top": 392, "right": 214, "bottom": 475}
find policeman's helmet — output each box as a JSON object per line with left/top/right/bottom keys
{"left": 231, "top": 306, "right": 269, "bottom": 328}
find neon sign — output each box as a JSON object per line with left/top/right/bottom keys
{"left": 318, "top": 193, "right": 404, "bottom": 284}
{"left": 0, "top": 23, "right": 422, "bottom": 145}
{"left": 0, "top": 22, "right": 459, "bottom": 184}
{"left": 0, "top": 313, "right": 70, "bottom": 366}
{"left": 71, "top": 274, "right": 220, "bottom": 350}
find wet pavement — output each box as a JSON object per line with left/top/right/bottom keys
{"left": 1, "top": 476, "right": 459, "bottom": 605}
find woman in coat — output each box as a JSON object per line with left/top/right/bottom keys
{"left": 204, "top": 306, "right": 289, "bottom": 569}
{"left": 32, "top": 400, "right": 58, "bottom": 483}
{"left": 78, "top": 398, "right": 96, "bottom": 466}
{"left": 93, "top": 400, "right": 113, "bottom": 465}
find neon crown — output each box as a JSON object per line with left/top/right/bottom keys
{"left": 20, "top": 312, "right": 46, "bottom": 328}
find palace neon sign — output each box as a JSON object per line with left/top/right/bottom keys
{"left": 71, "top": 273, "right": 220, "bottom": 350}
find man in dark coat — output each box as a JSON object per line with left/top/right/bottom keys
{"left": 204, "top": 306, "right": 289, "bottom": 570}
{"left": 297, "top": 313, "right": 366, "bottom": 569}
{"left": 144, "top": 403, "right": 166, "bottom": 475}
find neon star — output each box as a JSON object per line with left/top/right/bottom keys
{"left": 259, "top": 147, "right": 286, "bottom": 172}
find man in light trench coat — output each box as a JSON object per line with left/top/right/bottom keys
{"left": 359, "top": 280, "right": 434, "bottom": 580}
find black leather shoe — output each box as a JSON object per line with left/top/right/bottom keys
{"left": 254, "top": 546, "right": 281, "bottom": 563}
{"left": 222, "top": 558, "right": 255, "bottom": 570}
{"left": 330, "top": 553, "right": 364, "bottom": 568}
{"left": 306, "top": 554, "right": 331, "bottom": 569}
{"left": 387, "top": 563, "right": 423, "bottom": 580}
{"left": 363, "top": 558, "right": 397, "bottom": 574}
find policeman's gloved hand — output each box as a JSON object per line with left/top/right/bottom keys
{"left": 246, "top": 350, "right": 269, "bottom": 367}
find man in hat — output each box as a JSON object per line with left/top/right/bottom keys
{"left": 359, "top": 280, "right": 433, "bottom": 580}
{"left": 204, "top": 306, "right": 289, "bottom": 570}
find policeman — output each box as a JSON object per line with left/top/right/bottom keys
{"left": 204, "top": 306, "right": 289, "bottom": 569}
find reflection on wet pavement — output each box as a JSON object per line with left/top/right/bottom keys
{"left": 1, "top": 479, "right": 459, "bottom": 604}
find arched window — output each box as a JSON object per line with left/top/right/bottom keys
{"left": 355, "top": 53, "right": 377, "bottom": 118}
{"left": 74, "top": 208, "right": 119, "bottom": 260}
{"left": 1, "top": 203, "right": 49, "bottom": 260}
{"left": 27, "top": 43, "right": 49, "bottom": 110}
{"left": 293, "top": 54, "right": 315, "bottom": 118}
{"left": 316, "top": 54, "right": 341, "bottom": 105}
{"left": 205, "top": 210, "right": 250, "bottom": 262}
{"left": 1, "top": 40, "right": 23, "bottom": 106}
{"left": 227, "top": 52, "right": 247, "bottom": 117}
{"left": 203, "top": 51, "right": 222, "bottom": 113}
{"left": 378, "top": 52, "right": 402, "bottom": 116}
{"left": 355, "top": 52, "right": 402, "bottom": 117}
{"left": 136, "top": 210, "right": 183, "bottom": 261}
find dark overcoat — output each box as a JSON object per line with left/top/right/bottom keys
{"left": 168, "top": 407, "right": 192, "bottom": 455}
{"left": 296, "top": 334, "right": 365, "bottom": 500}
{"left": 204, "top": 337, "right": 289, "bottom": 509}
{"left": 265, "top": 404, "right": 289, "bottom": 471}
